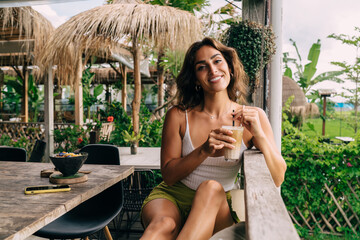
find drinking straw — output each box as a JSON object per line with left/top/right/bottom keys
{"left": 232, "top": 110, "right": 235, "bottom": 126}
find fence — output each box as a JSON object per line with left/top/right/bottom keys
{"left": 286, "top": 177, "right": 359, "bottom": 236}
{"left": 0, "top": 121, "right": 114, "bottom": 151}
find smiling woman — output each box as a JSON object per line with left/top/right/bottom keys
{"left": 139, "top": 37, "right": 287, "bottom": 240}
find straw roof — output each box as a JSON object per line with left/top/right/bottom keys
{"left": 0, "top": 7, "right": 54, "bottom": 67}
{"left": 282, "top": 76, "right": 307, "bottom": 107}
{"left": 39, "top": 1, "right": 202, "bottom": 86}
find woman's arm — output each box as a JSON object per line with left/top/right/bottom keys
{"left": 161, "top": 107, "right": 235, "bottom": 186}
{"left": 234, "top": 107, "right": 287, "bottom": 187}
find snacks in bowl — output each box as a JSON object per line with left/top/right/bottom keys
{"left": 56, "top": 152, "right": 81, "bottom": 158}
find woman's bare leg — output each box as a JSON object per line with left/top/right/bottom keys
{"left": 177, "top": 180, "right": 234, "bottom": 240}
{"left": 141, "top": 199, "right": 182, "bottom": 240}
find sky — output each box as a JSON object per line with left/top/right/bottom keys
{"left": 32, "top": 0, "right": 360, "bottom": 102}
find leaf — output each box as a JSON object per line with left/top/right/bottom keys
{"left": 93, "top": 85, "right": 104, "bottom": 98}
{"left": 284, "top": 67, "right": 293, "bottom": 78}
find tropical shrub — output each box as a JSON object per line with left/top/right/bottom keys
{"left": 281, "top": 118, "right": 360, "bottom": 237}
{"left": 53, "top": 125, "right": 91, "bottom": 153}
{"left": 104, "top": 100, "right": 164, "bottom": 147}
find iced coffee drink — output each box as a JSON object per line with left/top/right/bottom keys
{"left": 222, "top": 125, "right": 244, "bottom": 161}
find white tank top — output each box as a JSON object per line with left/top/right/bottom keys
{"left": 180, "top": 111, "right": 246, "bottom": 191}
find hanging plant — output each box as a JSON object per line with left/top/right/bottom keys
{"left": 222, "top": 20, "right": 276, "bottom": 102}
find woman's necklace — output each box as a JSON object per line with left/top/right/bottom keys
{"left": 203, "top": 102, "right": 232, "bottom": 120}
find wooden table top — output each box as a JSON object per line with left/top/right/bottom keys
{"left": 0, "top": 161, "right": 134, "bottom": 240}
{"left": 119, "top": 147, "right": 160, "bottom": 169}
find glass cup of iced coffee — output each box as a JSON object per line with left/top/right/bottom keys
{"left": 222, "top": 125, "right": 244, "bottom": 161}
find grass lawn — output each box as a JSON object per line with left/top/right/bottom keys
{"left": 301, "top": 113, "right": 356, "bottom": 140}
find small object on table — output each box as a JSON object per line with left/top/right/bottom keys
{"left": 41, "top": 168, "right": 92, "bottom": 178}
{"left": 49, "top": 172, "right": 88, "bottom": 184}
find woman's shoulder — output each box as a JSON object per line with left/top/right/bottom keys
{"left": 164, "top": 105, "right": 187, "bottom": 124}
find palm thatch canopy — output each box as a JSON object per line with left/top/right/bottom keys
{"left": 39, "top": 0, "right": 202, "bottom": 133}
{"left": 0, "top": 7, "right": 54, "bottom": 67}
{"left": 282, "top": 76, "right": 307, "bottom": 107}
{"left": 39, "top": 1, "right": 202, "bottom": 87}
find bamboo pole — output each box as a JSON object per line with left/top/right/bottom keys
{"left": 75, "top": 54, "right": 83, "bottom": 126}
{"left": 131, "top": 39, "right": 141, "bottom": 137}
{"left": 120, "top": 64, "right": 127, "bottom": 112}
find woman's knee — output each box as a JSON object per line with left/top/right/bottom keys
{"left": 147, "top": 216, "right": 178, "bottom": 233}
{"left": 196, "top": 180, "right": 225, "bottom": 199}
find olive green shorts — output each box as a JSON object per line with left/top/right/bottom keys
{"left": 141, "top": 181, "right": 240, "bottom": 225}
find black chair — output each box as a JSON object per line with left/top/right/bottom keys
{"left": 28, "top": 140, "right": 46, "bottom": 162}
{"left": 118, "top": 169, "right": 156, "bottom": 233}
{"left": 80, "top": 144, "right": 120, "bottom": 165}
{"left": 34, "top": 144, "right": 123, "bottom": 240}
{"left": 0, "top": 146, "right": 27, "bottom": 162}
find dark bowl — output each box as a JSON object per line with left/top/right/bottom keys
{"left": 49, "top": 152, "right": 88, "bottom": 177}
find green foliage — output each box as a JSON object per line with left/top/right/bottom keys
{"left": 103, "top": 100, "right": 164, "bottom": 147}
{"left": 1, "top": 74, "right": 45, "bottom": 121}
{"left": 223, "top": 20, "right": 276, "bottom": 102}
{"left": 328, "top": 27, "right": 360, "bottom": 133}
{"left": 53, "top": 125, "right": 91, "bottom": 153}
{"left": 281, "top": 120, "right": 360, "bottom": 237}
{"left": 122, "top": 128, "right": 144, "bottom": 144}
{"left": 0, "top": 134, "right": 32, "bottom": 158}
{"left": 138, "top": 98, "right": 164, "bottom": 147}
{"left": 159, "top": 49, "right": 185, "bottom": 79}
{"left": 149, "top": 0, "right": 209, "bottom": 13}
{"left": 283, "top": 39, "right": 343, "bottom": 95}
{"left": 101, "top": 101, "right": 132, "bottom": 146}
{"left": 82, "top": 67, "right": 104, "bottom": 120}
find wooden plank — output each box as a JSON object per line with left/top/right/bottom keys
{"left": 244, "top": 150, "right": 300, "bottom": 240}
{"left": 0, "top": 40, "right": 34, "bottom": 54}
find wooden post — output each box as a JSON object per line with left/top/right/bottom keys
{"left": 75, "top": 55, "right": 83, "bottom": 126}
{"left": 21, "top": 66, "right": 29, "bottom": 122}
{"left": 44, "top": 65, "right": 54, "bottom": 161}
{"left": 120, "top": 64, "right": 127, "bottom": 111}
{"left": 322, "top": 95, "right": 327, "bottom": 136}
{"left": 131, "top": 39, "right": 141, "bottom": 137}
{"left": 157, "top": 50, "right": 165, "bottom": 117}
{"left": 0, "top": 69, "right": 3, "bottom": 112}
{"left": 242, "top": 0, "right": 269, "bottom": 110}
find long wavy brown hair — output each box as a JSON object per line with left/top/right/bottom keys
{"left": 176, "top": 37, "right": 248, "bottom": 110}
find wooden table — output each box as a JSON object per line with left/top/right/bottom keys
{"left": 119, "top": 147, "right": 160, "bottom": 169}
{"left": 0, "top": 161, "right": 134, "bottom": 240}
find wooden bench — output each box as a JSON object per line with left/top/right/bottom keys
{"left": 211, "top": 149, "right": 300, "bottom": 240}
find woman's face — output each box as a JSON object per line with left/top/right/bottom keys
{"left": 194, "top": 45, "right": 231, "bottom": 94}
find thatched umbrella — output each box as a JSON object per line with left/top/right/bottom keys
{"left": 39, "top": 0, "right": 202, "bottom": 135}
{"left": 0, "top": 7, "right": 53, "bottom": 121}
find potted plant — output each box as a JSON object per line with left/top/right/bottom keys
{"left": 122, "top": 130, "right": 144, "bottom": 154}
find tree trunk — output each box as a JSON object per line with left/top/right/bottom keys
{"left": 120, "top": 64, "right": 127, "bottom": 112}
{"left": 21, "top": 65, "right": 29, "bottom": 122}
{"left": 75, "top": 54, "right": 83, "bottom": 126}
{"left": 132, "top": 40, "right": 141, "bottom": 137}
{"left": 157, "top": 50, "right": 165, "bottom": 117}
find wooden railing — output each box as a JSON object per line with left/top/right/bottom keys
{"left": 211, "top": 149, "right": 300, "bottom": 240}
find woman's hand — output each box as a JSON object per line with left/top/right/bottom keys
{"left": 232, "top": 106, "right": 266, "bottom": 140}
{"left": 201, "top": 128, "right": 236, "bottom": 155}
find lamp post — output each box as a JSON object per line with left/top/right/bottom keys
{"left": 319, "top": 89, "right": 336, "bottom": 136}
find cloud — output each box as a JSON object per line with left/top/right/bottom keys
{"left": 33, "top": 5, "right": 67, "bottom": 28}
